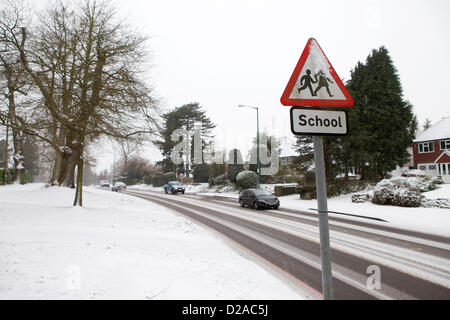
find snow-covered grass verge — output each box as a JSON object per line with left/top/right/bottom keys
{"left": 0, "top": 183, "right": 308, "bottom": 300}
{"left": 278, "top": 184, "right": 450, "bottom": 237}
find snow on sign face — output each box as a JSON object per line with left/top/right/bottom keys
{"left": 280, "top": 38, "right": 354, "bottom": 107}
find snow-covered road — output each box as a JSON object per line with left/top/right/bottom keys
{"left": 127, "top": 189, "right": 450, "bottom": 300}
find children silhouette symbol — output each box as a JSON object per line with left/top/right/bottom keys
{"left": 297, "top": 69, "right": 317, "bottom": 96}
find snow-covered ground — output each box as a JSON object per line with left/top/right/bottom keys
{"left": 277, "top": 189, "right": 450, "bottom": 238}
{"left": 0, "top": 184, "right": 311, "bottom": 300}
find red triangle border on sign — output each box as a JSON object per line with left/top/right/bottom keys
{"left": 280, "top": 38, "right": 354, "bottom": 107}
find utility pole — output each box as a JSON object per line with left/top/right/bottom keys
{"left": 256, "top": 107, "right": 260, "bottom": 189}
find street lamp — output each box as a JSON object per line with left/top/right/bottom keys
{"left": 237, "top": 104, "right": 260, "bottom": 189}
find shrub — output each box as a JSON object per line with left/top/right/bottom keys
{"left": 193, "top": 163, "right": 210, "bottom": 183}
{"left": 409, "top": 176, "right": 442, "bottom": 192}
{"left": 212, "top": 174, "right": 227, "bottom": 186}
{"left": 372, "top": 178, "right": 422, "bottom": 207}
{"left": 228, "top": 163, "right": 244, "bottom": 183}
{"left": 327, "top": 179, "right": 371, "bottom": 197}
{"left": 236, "top": 171, "right": 257, "bottom": 190}
{"left": 151, "top": 175, "right": 164, "bottom": 187}
{"left": 209, "top": 163, "right": 225, "bottom": 178}
{"left": 304, "top": 169, "right": 316, "bottom": 186}
{"left": 422, "top": 198, "right": 450, "bottom": 209}
{"left": 20, "top": 169, "right": 32, "bottom": 184}
{"left": 143, "top": 175, "right": 152, "bottom": 185}
{"left": 0, "top": 168, "right": 12, "bottom": 185}
{"left": 152, "top": 172, "right": 177, "bottom": 187}
{"left": 163, "top": 172, "right": 176, "bottom": 184}
{"left": 351, "top": 192, "right": 372, "bottom": 203}
{"left": 274, "top": 185, "right": 298, "bottom": 196}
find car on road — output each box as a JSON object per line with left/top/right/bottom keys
{"left": 401, "top": 169, "right": 427, "bottom": 178}
{"left": 164, "top": 181, "right": 185, "bottom": 194}
{"left": 239, "top": 189, "right": 280, "bottom": 210}
{"left": 99, "top": 180, "right": 110, "bottom": 188}
{"left": 112, "top": 182, "right": 126, "bottom": 192}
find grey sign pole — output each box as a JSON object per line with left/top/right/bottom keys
{"left": 313, "top": 135, "right": 333, "bottom": 300}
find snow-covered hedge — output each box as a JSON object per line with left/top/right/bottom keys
{"left": 351, "top": 177, "right": 448, "bottom": 209}
{"left": 421, "top": 198, "right": 450, "bottom": 209}
{"left": 236, "top": 171, "right": 257, "bottom": 190}
{"left": 212, "top": 174, "right": 227, "bottom": 186}
{"left": 372, "top": 178, "right": 422, "bottom": 207}
{"left": 351, "top": 191, "right": 373, "bottom": 203}
{"left": 407, "top": 176, "right": 443, "bottom": 192}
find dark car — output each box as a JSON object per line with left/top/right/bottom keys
{"left": 112, "top": 182, "right": 126, "bottom": 192}
{"left": 164, "top": 181, "right": 185, "bottom": 194}
{"left": 239, "top": 189, "right": 280, "bottom": 210}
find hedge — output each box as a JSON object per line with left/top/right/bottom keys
{"left": 0, "top": 168, "right": 31, "bottom": 185}
{"left": 193, "top": 163, "right": 210, "bottom": 183}
{"left": 152, "top": 172, "right": 176, "bottom": 187}
{"left": 236, "top": 171, "right": 257, "bottom": 190}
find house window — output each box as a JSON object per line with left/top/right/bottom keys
{"left": 418, "top": 142, "right": 434, "bottom": 153}
{"left": 440, "top": 140, "right": 450, "bottom": 150}
{"left": 418, "top": 165, "right": 427, "bottom": 170}
{"left": 428, "top": 164, "right": 437, "bottom": 170}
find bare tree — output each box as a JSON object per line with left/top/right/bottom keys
{"left": 0, "top": 0, "right": 159, "bottom": 205}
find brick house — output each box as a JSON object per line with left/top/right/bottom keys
{"left": 412, "top": 117, "right": 450, "bottom": 183}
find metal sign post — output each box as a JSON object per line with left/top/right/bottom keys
{"left": 281, "top": 38, "right": 354, "bottom": 300}
{"left": 313, "top": 135, "right": 333, "bottom": 300}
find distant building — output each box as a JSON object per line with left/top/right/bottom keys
{"left": 412, "top": 117, "right": 450, "bottom": 183}
{"left": 280, "top": 155, "right": 296, "bottom": 167}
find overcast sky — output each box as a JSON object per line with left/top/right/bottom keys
{"left": 21, "top": 0, "right": 450, "bottom": 172}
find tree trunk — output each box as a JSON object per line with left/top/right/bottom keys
{"left": 3, "top": 121, "right": 9, "bottom": 184}
{"left": 50, "top": 152, "right": 62, "bottom": 185}
{"left": 64, "top": 150, "right": 79, "bottom": 188}
{"left": 344, "top": 162, "right": 349, "bottom": 181}
{"left": 8, "top": 90, "right": 24, "bottom": 183}
{"left": 73, "top": 133, "right": 85, "bottom": 206}
{"left": 50, "top": 124, "right": 69, "bottom": 184}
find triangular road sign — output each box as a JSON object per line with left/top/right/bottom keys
{"left": 280, "top": 38, "right": 354, "bottom": 107}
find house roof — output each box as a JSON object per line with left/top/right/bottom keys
{"left": 434, "top": 150, "right": 450, "bottom": 164}
{"left": 414, "top": 117, "right": 450, "bottom": 143}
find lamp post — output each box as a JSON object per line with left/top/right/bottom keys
{"left": 237, "top": 105, "right": 260, "bottom": 189}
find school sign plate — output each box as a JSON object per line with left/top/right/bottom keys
{"left": 290, "top": 107, "right": 348, "bottom": 136}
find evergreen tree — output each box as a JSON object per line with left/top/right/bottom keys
{"left": 0, "top": 139, "right": 7, "bottom": 168}
{"left": 193, "top": 163, "right": 210, "bottom": 183}
{"left": 294, "top": 135, "right": 314, "bottom": 173}
{"left": 22, "top": 135, "right": 40, "bottom": 178}
{"left": 155, "top": 102, "right": 216, "bottom": 175}
{"left": 294, "top": 134, "right": 339, "bottom": 181}
{"left": 345, "top": 47, "right": 417, "bottom": 179}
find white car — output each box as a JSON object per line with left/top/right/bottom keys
{"left": 99, "top": 180, "right": 110, "bottom": 188}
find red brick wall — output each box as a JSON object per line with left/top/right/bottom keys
{"left": 412, "top": 141, "right": 442, "bottom": 167}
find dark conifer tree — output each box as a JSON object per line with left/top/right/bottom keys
{"left": 345, "top": 47, "right": 417, "bottom": 179}
{"left": 155, "top": 102, "right": 216, "bottom": 174}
